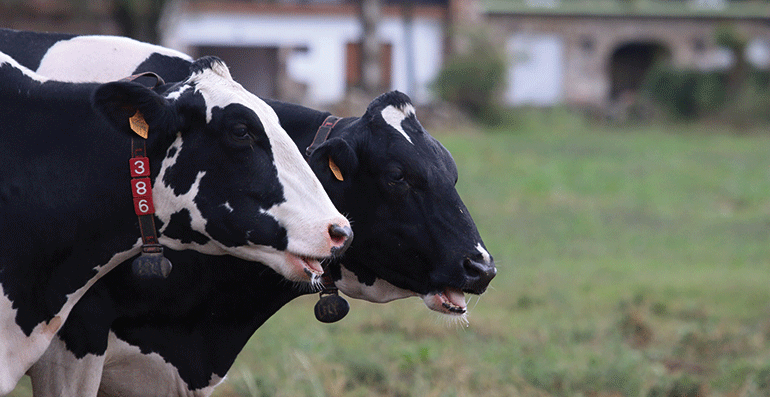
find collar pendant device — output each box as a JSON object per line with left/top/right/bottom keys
{"left": 314, "top": 274, "right": 350, "bottom": 323}
{"left": 306, "top": 116, "right": 350, "bottom": 322}
{"left": 128, "top": 106, "right": 172, "bottom": 279}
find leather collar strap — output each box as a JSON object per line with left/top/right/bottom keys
{"left": 304, "top": 114, "right": 341, "bottom": 280}
{"left": 122, "top": 72, "right": 172, "bottom": 278}
{"left": 129, "top": 132, "right": 172, "bottom": 278}
{"left": 305, "top": 114, "right": 350, "bottom": 323}
{"left": 129, "top": 139, "right": 160, "bottom": 248}
{"left": 305, "top": 115, "right": 340, "bottom": 158}
{"left": 122, "top": 72, "right": 165, "bottom": 92}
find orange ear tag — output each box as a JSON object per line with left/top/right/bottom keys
{"left": 129, "top": 110, "right": 149, "bottom": 139}
{"left": 329, "top": 157, "right": 344, "bottom": 181}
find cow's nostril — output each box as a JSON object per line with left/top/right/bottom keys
{"left": 329, "top": 224, "right": 353, "bottom": 256}
{"left": 462, "top": 257, "right": 496, "bottom": 293}
{"left": 463, "top": 258, "right": 482, "bottom": 278}
{"left": 329, "top": 224, "right": 352, "bottom": 241}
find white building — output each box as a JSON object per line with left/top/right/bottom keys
{"left": 159, "top": 0, "right": 452, "bottom": 108}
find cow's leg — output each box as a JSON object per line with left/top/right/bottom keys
{"left": 26, "top": 272, "right": 117, "bottom": 397}
{"left": 99, "top": 332, "right": 225, "bottom": 397}
{"left": 27, "top": 335, "right": 105, "bottom": 397}
{"left": 0, "top": 292, "right": 61, "bottom": 396}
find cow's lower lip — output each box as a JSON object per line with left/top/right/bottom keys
{"left": 423, "top": 287, "right": 467, "bottom": 315}
{"left": 286, "top": 252, "right": 324, "bottom": 278}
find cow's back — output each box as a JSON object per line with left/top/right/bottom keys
{"left": 0, "top": 28, "right": 194, "bottom": 84}
{"left": 0, "top": 29, "right": 75, "bottom": 72}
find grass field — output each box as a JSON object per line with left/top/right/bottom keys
{"left": 10, "top": 112, "right": 770, "bottom": 397}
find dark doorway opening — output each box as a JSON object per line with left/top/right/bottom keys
{"left": 609, "top": 42, "right": 670, "bottom": 100}
{"left": 196, "top": 45, "right": 279, "bottom": 98}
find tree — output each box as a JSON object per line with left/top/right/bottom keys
{"left": 113, "top": 0, "right": 166, "bottom": 43}
{"left": 359, "top": 0, "right": 382, "bottom": 95}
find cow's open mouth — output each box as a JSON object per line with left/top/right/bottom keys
{"left": 422, "top": 287, "right": 467, "bottom": 315}
{"left": 286, "top": 252, "right": 325, "bottom": 279}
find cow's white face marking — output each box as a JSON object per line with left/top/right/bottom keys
{"left": 36, "top": 35, "right": 193, "bottom": 82}
{"left": 154, "top": 135, "right": 233, "bottom": 257}
{"left": 476, "top": 243, "right": 492, "bottom": 264}
{"left": 0, "top": 245, "right": 139, "bottom": 395}
{"left": 154, "top": 134, "right": 209, "bottom": 240}
{"left": 100, "top": 332, "right": 224, "bottom": 397}
{"left": 166, "top": 85, "right": 192, "bottom": 101}
{"left": 381, "top": 104, "right": 416, "bottom": 144}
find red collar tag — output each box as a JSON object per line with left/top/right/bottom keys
{"left": 129, "top": 155, "right": 155, "bottom": 217}
{"left": 120, "top": 72, "right": 172, "bottom": 278}
{"left": 129, "top": 138, "right": 171, "bottom": 278}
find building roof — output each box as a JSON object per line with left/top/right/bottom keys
{"left": 182, "top": 0, "right": 448, "bottom": 19}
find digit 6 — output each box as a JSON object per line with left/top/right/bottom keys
{"left": 133, "top": 196, "right": 155, "bottom": 215}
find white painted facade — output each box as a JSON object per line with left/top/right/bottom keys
{"left": 159, "top": 1, "right": 446, "bottom": 106}
{"left": 505, "top": 32, "right": 564, "bottom": 106}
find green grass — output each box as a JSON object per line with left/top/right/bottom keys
{"left": 9, "top": 113, "right": 770, "bottom": 397}
{"left": 211, "top": 115, "right": 770, "bottom": 397}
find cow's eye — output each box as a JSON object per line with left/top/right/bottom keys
{"left": 232, "top": 123, "right": 250, "bottom": 140}
{"left": 387, "top": 169, "right": 405, "bottom": 183}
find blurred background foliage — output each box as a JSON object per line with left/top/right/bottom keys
{"left": 432, "top": 27, "right": 508, "bottom": 125}
{"left": 640, "top": 24, "right": 770, "bottom": 125}
{"left": 432, "top": 21, "right": 770, "bottom": 128}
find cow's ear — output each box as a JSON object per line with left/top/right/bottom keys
{"left": 309, "top": 138, "right": 358, "bottom": 182}
{"left": 92, "top": 81, "right": 177, "bottom": 139}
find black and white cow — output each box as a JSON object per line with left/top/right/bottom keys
{"left": 0, "top": 29, "right": 496, "bottom": 396}
{"left": 0, "top": 52, "right": 351, "bottom": 395}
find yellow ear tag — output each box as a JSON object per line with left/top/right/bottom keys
{"left": 329, "top": 157, "right": 344, "bottom": 181}
{"left": 129, "top": 110, "right": 149, "bottom": 139}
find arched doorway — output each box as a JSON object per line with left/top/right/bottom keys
{"left": 609, "top": 42, "right": 670, "bottom": 101}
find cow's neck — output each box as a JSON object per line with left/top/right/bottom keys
{"left": 263, "top": 98, "right": 338, "bottom": 150}
{"left": 105, "top": 259, "right": 308, "bottom": 391}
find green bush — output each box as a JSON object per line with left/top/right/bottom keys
{"left": 432, "top": 31, "right": 507, "bottom": 125}
{"left": 721, "top": 71, "right": 770, "bottom": 126}
{"left": 641, "top": 64, "right": 770, "bottom": 124}
{"left": 641, "top": 64, "right": 727, "bottom": 119}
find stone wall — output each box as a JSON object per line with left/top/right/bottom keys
{"left": 487, "top": 13, "right": 770, "bottom": 107}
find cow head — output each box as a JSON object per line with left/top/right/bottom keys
{"left": 307, "top": 91, "right": 495, "bottom": 316}
{"left": 93, "top": 57, "right": 352, "bottom": 282}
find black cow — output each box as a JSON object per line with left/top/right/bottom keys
{"left": 0, "top": 51, "right": 351, "bottom": 395}
{"left": 0, "top": 29, "right": 496, "bottom": 396}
